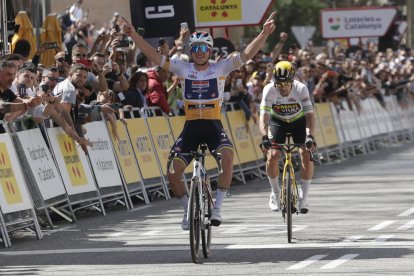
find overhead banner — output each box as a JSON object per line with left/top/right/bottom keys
{"left": 84, "top": 122, "right": 124, "bottom": 189}
{"left": 16, "top": 128, "right": 66, "bottom": 201}
{"left": 47, "top": 128, "right": 97, "bottom": 195}
{"left": 129, "top": 0, "right": 195, "bottom": 39}
{"left": 321, "top": 7, "right": 397, "bottom": 38}
{"left": 194, "top": 0, "right": 274, "bottom": 28}
{"left": 0, "top": 134, "right": 32, "bottom": 214}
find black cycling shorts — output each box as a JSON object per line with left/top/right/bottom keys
{"left": 171, "top": 119, "right": 233, "bottom": 166}
{"left": 268, "top": 116, "right": 307, "bottom": 146}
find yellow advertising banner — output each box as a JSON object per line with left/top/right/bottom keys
{"left": 196, "top": 0, "right": 242, "bottom": 22}
{"left": 126, "top": 118, "right": 161, "bottom": 179}
{"left": 221, "top": 113, "right": 240, "bottom": 165}
{"left": 315, "top": 103, "right": 339, "bottom": 147}
{"left": 146, "top": 116, "right": 175, "bottom": 175}
{"left": 56, "top": 134, "right": 87, "bottom": 186}
{"left": 227, "top": 110, "right": 257, "bottom": 164}
{"left": 313, "top": 108, "right": 326, "bottom": 148}
{"left": 168, "top": 116, "right": 193, "bottom": 174}
{"left": 0, "top": 143, "right": 22, "bottom": 204}
{"left": 248, "top": 120, "right": 264, "bottom": 161}
{"left": 108, "top": 121, "right": 141, "bottom": 183}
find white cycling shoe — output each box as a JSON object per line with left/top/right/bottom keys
{"left": 269, "top": 193, "right": 280, "bottom": 211}
{"left": 210, "top": 208, "right": 222, "bottom": 226}
{"left": 181, "top": 212, "right": 190, "bottom": 231}
{"left": 299, "top": 198, "right": 309, "bottom": 214}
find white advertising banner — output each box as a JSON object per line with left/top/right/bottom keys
{"left": 84, "top": 122, "right": 123, "bottom": 188}
{"left": 16, "top": 129, "right": 66, "bottom": 200}
{"left": 321, "top": 7, "right": 397, "bottom": 38}
{"left": 47, "top": 127, "right": 97, "bottom": 195}
{"left": 0, "top": 134, "right": 33, "bottom": 214}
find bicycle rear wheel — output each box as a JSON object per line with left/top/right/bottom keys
{"left": 189, "top": 178, "right": 200, "bottom": 263}
{"left": 286, "top": 168, "right": 293, "bottom": 243}
{"left": 201, "top": 177, "right": 212, "bottom": 258}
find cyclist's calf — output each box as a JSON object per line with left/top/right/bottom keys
{"left": 167, "top": 160, "right": 187, "bottom": 198}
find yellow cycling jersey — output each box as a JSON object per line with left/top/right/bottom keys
{"left": 164, "top": 55, "right": 244, "bottom": 120}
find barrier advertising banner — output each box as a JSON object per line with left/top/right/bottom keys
{"left": 84, "top": 122, "right": 123, "bottom": 188}
{"left": 47, "top": 128, "right": 97, "bottom": 195}
{"left": 0, "top": 134, "right": 32, "bottom": 214}
{"left": 321, "top": 7, "right": 397, "bottom": 38}
{"left": 16, "top": 128, "right": 66, "bottom": 200}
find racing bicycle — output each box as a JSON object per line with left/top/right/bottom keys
{"left": 168, "top": 144, "right": 222, "bottom": 263}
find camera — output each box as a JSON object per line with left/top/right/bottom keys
{"left": 137, "top": 27, "right": 145, "bottom": 37}
{"left": 118, "top": 40, "right": 130, "bottom": 48}
{"left": 159, "top": 38, "right": 165, "bottom": 47}
{"left": 112, "top": 23, "right": 120, "bottom": 33}
{"left": 41, "top": 84, "right": 50, "bottom": 93}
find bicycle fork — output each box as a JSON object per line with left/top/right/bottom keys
{"left": 281, "top": 162, "right": 300, "bottom": 221}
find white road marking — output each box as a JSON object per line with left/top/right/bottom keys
{"left": 287, "top": 255, "right": 327, "bottom": 270}
{"left": 398, "top": 207, "right": 414, "bottom": 217}
{"left": 342, "top": 235, "right": 364, "bottom": 242}
{"left": 367, "top": 220, "right": 396, "bottom": 231}
{"left": 396, "top": 220, "right": 414, "bottom": 231}
{"left": 2, "top": 241, "right": 414, "bottom": 256}
{"left": 109, "top": 232, "right": 124, "bottom": 237}
{"left": 372, "top": 235, "right": 393, "bottom": 242}
{"left": 320, "top": 254, "right": 359, "bottom": 269}
{"left": 141, "top": 230, "right": 162, "bottom": 236}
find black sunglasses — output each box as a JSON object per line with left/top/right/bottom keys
{"left": 57, "top": 57, "right": 65, "bottom": 62}
{"left": 47, "top": 76, "right": 58, "bottom": 81}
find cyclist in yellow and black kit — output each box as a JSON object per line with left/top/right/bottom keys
{"left": 260, "top": 61, "right": 316, "bottom": 214}
{"left": 120, "top": 13, "right": 277, "bottom": 230}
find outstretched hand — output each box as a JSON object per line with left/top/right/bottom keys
{"left": 119, "top": 17, "right": 136, "bottom": 37}
{"left": 263, "top": 11, "right": 277, "bottom": 35}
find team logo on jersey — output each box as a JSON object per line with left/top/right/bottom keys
{"left": 188, "top": 74, "right": 197, "bottom": 79}
{"left": 272, "top": 103, "right": 301, "bottom": 116}
{"left": 192, "top": 81, "right": 210, "bottom": 89}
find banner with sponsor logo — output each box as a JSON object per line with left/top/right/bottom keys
{"left": 126, "top": 118, "right": 161, "bottom": 179}
{"left": 321, "top": 7, "right": 397, "bottom": 39}
{"left": 226, "top": 110, "right": 257, "bottom": 164}
{"left": 84, "top": 122, "right": 123, "bottom": 188}
{"left": 47, "top": 128, "right": 97, "bottom": 195}
{"left": 16, "top": 128, "right": 66, "bottom": 201}
{"left": 107, "top": 121, "right": 142, "bottom": 184}
{"left": 194, "top": 0, "right": 274, "bottom": 28}
{"left": 0, "top": 134, "right": 32, "bottom": 214}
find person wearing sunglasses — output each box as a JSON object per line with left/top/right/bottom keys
{"left": 120, "top": 12, "right": 276, "bottom": 230}
{"left": 40, "top": 67, "right": 60, "bottom": 91}
{"left": 259, "top": 60, "right": 316, "bottom": 214}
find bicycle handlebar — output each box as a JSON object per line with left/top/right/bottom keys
{"left": 260, "top": 142, "right": 316, "bottom": 162}
{"left": 167, "top": 150, "right": 223, "bottom": 175}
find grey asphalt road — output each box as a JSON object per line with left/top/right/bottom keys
{"left": 1, "top": 143, "right": 414, "bottom": 275}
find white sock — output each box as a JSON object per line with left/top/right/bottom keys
{"left": 268, "top": 176, "right": 280, "bottom": 194}
{"left": 215, "top": 188, "right": 227, "bottom": 209}
{"left": 301, "top": 179, "right": 311, "bottom": 200}
{"left": 178, "top": 195, "right": 189, "bottom": 212}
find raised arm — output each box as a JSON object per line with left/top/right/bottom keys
{"left": 241, "top": 11, "right": 277, "bottom": 62}
{"left": 119, "top": 17, "right": 164, "bottom": 66}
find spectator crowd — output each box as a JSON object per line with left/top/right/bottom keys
{"left": 1, "top": 0, "right": 413, "bottom": 152}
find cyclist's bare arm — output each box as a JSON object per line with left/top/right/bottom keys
{"left": 259, "top": 112, "right": 270, "bottom": 137}
{"left": 119, "top": 17, "right": 163, "bottom": 66}
{"left": 240, "top": 11, "right": 277, "bottom": 62}
{"left": 305, "top": 112, "right": 315, "bottom": 137}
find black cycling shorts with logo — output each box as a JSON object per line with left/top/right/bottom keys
{"left": 171, "top": 119, "right": 233, "bottom": 166}
{"left": 268, "top": 116, "right": 307, "bottom": 145}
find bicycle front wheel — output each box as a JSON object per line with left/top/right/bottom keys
{"left": 201, "top": 177, "right": 213, "bottom": 258}
{"left": 189, "top": 178, "right": 200, "bottom": 263}
{"left": 286, "top": 168, "right": 293, "bottom": 243}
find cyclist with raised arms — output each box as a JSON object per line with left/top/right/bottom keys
{"left": 120, "top": 12, "right": 276, "bottom": 230}
{"left": 259, "top": 61, "right": 316, "bottom": 214}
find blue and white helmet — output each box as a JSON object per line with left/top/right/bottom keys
{"left": 189, "top": 31, "right": 214, "bottom": 48}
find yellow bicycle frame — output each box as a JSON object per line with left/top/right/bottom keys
{"left": 280, "top": 147, "right": 299, "bottom": 213}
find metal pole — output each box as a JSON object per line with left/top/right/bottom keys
{"left": 1, "top": 0, "right": 8, "bottom": 55}
{"left": 407, "top": 0, "right": 413, "bottom": 49}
